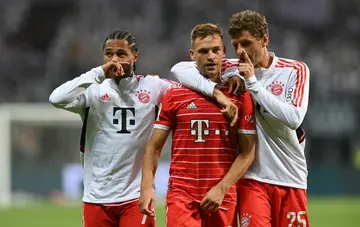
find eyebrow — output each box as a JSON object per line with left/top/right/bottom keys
{"left": 198, "top": 46, "right": 221, "bottom": 51}
{"left": 104, "top": 48, "right": 129, "bottom": 54}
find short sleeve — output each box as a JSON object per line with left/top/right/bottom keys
{"left": 154, "top": 88, "right": 176, "bottom": 130}
{"left": 238, "top": 91, "right": 256, "bottom": 134}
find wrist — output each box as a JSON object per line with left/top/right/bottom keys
{"left": 141, "top": 183, "right": 153, "bottom": 192}
{"left": 94, "top": 66, "right": 107, "bottom": 82}
{"left": 212, "top": 88, "right": 221, "bottom": 98}
{"left": 217, "top": 181, "right": 231, "bottom": 194}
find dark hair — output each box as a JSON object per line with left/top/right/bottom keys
{"left": 103, "top": 30, "right": 139, "bottom": 71}
{"left": 103, "top": 30, "right": 138, "bottom": 52}
{"left": 228, "top": 10, "right": 268, "bottom": 40}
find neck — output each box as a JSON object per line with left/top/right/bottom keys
{"left": 202, "top": 72, "right": 221, "bottom": 84}
{"left": 254, "top": 51, "right": 273, "bottom": 69}
{"left": 114, "top": 72, "right": 134, "bottom": 84}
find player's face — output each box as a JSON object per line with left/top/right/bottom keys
{"left": 230, "top": 31, "right": 268, "bottom": 67}
{"left": 103, "top": 39, "right": 139, "bottom": 74}
{"left": 189, "top": 34, "right": 225, "bottom": 82}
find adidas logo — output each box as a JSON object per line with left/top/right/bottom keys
{"left": 187, "top": 102, "right": 197, "bottom": 110}
{"left": 100, "top": 93, "right": 111, "bottom": 101}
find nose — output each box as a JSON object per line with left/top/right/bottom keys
{"left": 236, "top": 45, "right": 244, "bottom": 57}
{"left": 207, "top": 50, "right": 216, "bottom": 60}
{"left": 112, "top": 54, "right": 120, "bottom": 61}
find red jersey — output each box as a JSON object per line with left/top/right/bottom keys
{"left": 154, "top": 84, "right": 256, "bottom": 209}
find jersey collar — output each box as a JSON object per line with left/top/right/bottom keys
{"left": 254, "top": 52, "right": 278, "bottom": 78}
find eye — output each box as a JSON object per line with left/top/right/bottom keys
{"left": 212, "top": 47, "right": 220, "bottom": 53}
{"left": 241, "top": 41, "right": 251, "bottom": 47}
{"left": 105, "top": 52, "right": 113, "bottom": 57}
{"left": 116, "top": 52, "right": 128, "bottom": 57}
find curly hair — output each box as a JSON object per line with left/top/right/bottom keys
{"left": 228, "top": 10, "right": 268, "bottom": 40}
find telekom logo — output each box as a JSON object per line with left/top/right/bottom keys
{"left": 190, "top": 119, "right": 210, "bottom": 142}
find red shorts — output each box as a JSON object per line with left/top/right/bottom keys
{"left": 237, "top": 179, "right": 309, "bottom": 227}
{"left": 166, "top": 197, "right": 237, "bottom": 227}
{"left": 82, "top": 199, "right": 155, "bottom": 227}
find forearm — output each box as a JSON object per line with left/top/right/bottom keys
{"left": 171, "top": 62, "right": 216, "bottom": 97}
{"left": 245, "top": 76, "right": 305, "bottom": 129}
{"left": 141, "top": 143, "right": 161, "bottom": 191}
{"left": 49, "top": 66, "right": 106, "bottom": 106}
{"left": 216, "top": 149, "right": 255, "bottom": 192}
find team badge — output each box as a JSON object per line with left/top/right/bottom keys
{"left": 240, "top": 213, "right": 252, "bottom": 227}
{"left": 268, "top": 81, "right": 284, "bottom": 96}
{"left": 136, "top": 90, "right": 151, "bottom": 103}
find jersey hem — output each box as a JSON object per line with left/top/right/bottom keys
{"left": 244, "top": 174, "right": 307, "bottom": 189}
{"left": 154, "top": 124, "right": 170, "bottom": 130}
{"left": 238, "top": 129, "right": 256, "bottom": 134}
{"left": 82, "top": 195, "right": 139, "bottom": 204}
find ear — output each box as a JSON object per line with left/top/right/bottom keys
{"left": 189, "top": 49, "right": 195, "bottom": 61}
{"left": 133, "top": 52, "right": 139, "bottom": 62}
{"left": 262, "top": 34, "right": 269, "bottom": 48}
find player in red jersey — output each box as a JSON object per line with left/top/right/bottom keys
{"left": 139, "top": 23, "right": 256, "bottom": 227}
{"left": 170, "top": 10, "right": 311, "bottom": 227}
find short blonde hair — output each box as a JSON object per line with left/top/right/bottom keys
{"left": 228, "top": 10, "right": 268, "bottom": 39}
{"left": 191, "top": 23, "right": 223, "bottom": 46}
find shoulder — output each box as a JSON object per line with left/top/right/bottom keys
{"left": 221, "top": 58, "right": 239, "bottom": 72}
{"left": 275, "top": 57, "right": 309, "bottom": 74}
{"left": 137, "top": 74, "right": 159, "bottom": 81}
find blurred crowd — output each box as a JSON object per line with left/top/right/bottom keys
{"left": 1, "top": 0, "right": 360, "bottom": 166}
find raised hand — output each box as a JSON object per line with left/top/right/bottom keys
{"left": 238, "top": 50, "right": 255, "bottom": 79}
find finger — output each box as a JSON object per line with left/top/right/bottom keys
{"left": 150, "top": 198, "right": 156, "bottom": 213}
{"left": 233, "top": 81, "right": 240, "bottom": 95}
{"left": 230, "top": 106, "right": 238, "bottom": 127}
{"left": 208, "top": 203, "right": 219, "bottom": 212}
{"left": 220, "top": 107, "right": 230, "bottom": 118}
{"left": 242, "top": 49, "right": 252, "bottom": 63}
{"left": 116, "top": 62, "right": 124, "bottom": 76}
{"left": 140, "top": 201, "right": 155, "bottom": 216}
{"left": 200, "top": 198, "right": 210, "bottom": 210}
{"left": 142, "top": 208, "right": 153, "bottom": 216}
{"left": 229, "top": 82, "right": 234, "bottom": 94}
{"left": 201, "top": 200, "right": 213, "bottom": 212}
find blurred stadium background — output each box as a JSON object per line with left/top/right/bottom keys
{"left": 1, "top": 0, "right": 360, "bottom": 226}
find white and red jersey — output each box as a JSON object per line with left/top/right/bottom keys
{"left": 171, "top": 53, "right": 310, "bottom": 189}
{"left": 49, "top": 66, "right": 205, "bottom": 204}
{"left": 154, "top": 85, "right": 256, "bottom": 209}
{"left": 243, "top": 53, "right": 309, "bottom": 189}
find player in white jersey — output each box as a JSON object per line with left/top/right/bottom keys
{"left": 49, "top": 29, "right": 239, "bottom": 227}
{"left": 171, "top": 10, "right": 310, "bottom": 227}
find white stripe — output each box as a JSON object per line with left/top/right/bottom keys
{"left": 141, "top": 214, "right": 147, "bottom": 225}
{"left": 238, "top": 129, "right": 256, "bottom": 134}
{"left": 172, "top": 167, "right": 231, "bottom": 171}
{"left": 173, "top": 153, "right": 233, "bottom": 156}
{"left": 173, "top": 161, "right": 233, "bottom": 164}
{"left": 173, "top": 138, "right": 234, "bottom": 141}
{"left": 172, "top": 182, "right": 236, "bottom": 189}
{"left": 177, "top": 113, "right": 222, "bottom": 116}
{"left": 174, "top": 147, "right": 236, "bottom": 151}
{"left": 154, "top": 124, "right": 170, "bottom": 130}
{"left": 172, "top": 93, "right": 198, "bottom": 97}
{"left": 174, "top": 98, "right": 202, "bottom": 104}
{"left": 171, "top": 175, "right": 222, "bottom": 180}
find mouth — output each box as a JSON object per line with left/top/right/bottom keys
{"left": 205, "top": 62, "right": 217, "bottom": 67}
